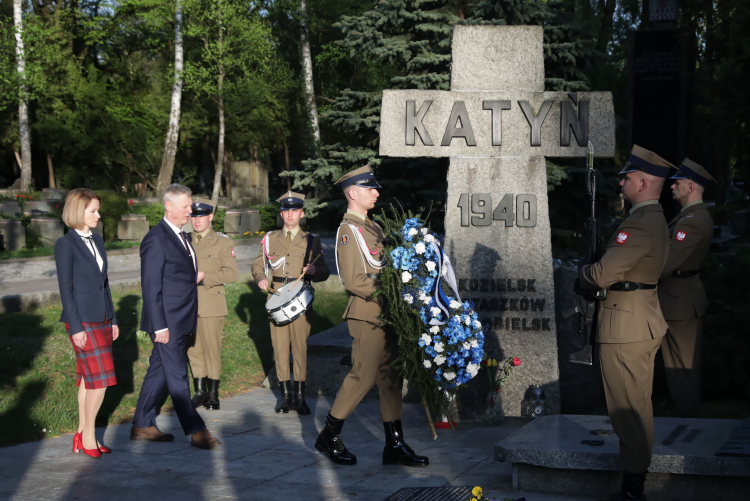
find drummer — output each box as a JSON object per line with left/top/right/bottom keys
{"left": 251, "top": 191, "right": 330, "bottom": 415}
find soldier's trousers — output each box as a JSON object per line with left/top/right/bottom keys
{"left": 599, "top": 337, "right": 662, "bottom": 474}
{"left": 270, "top": 312, "right": 311, "bottom": 381}
{"left": 662, "top": 318, "right": 703, "bottom": 418}
{"left": 331, "top": 319, "right": 403, "bottom": 423}
{"left": 187, "top": 317, "right": 225, "bottom": 380}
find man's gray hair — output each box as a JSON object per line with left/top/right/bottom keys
{"left": 163, "top": 183, "right": 192, "bottom": 204}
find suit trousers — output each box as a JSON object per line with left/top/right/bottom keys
{"left": 661, "top": 318, "right": 703, "bottom": 418}
{"left": 599, "top": 337, "right": 662, "bottom": 474}
{"left": 331, "top": 319, "right": 403, "bottom": 423}
{"left": 188, "top": 317, "right": 225, "bottom": 380}
{"left": 133, "top": 331, "right": 206, "bottom": 436}
{"left": 270, "top": 311, "right": 311, "bottom": 382}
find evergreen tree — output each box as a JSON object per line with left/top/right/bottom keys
{"left": 292, "top": 0, "right": 589, "bottom": 222}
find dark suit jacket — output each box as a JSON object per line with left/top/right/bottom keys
{"left": 139, "top": 219, "right": 198, "bottom": 336}
{"left": 55, "top": 230, "right": 116, "bottom": 335}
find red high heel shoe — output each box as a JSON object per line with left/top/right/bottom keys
{"left": 82, "top": 446, "right": 102, "bottom": 458}
{"left": 72, "top": 432, "right": 82, "bottom": 453}
{"left": 98, "top": 444, "right": 111, "bottom": 453}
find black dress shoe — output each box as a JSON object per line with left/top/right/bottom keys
{"left": 275, "top": 381, "right": 293, "bottom": 413}
{"left": 601, "top": 471, "right": 647, "bottom": 501}
{"left": 205, "top": 378, "right": 220, "bottom": 410}
{"left": 382, "top": 420, "right": 429, "bottom": 467}
{"left": 293, "top": 380, "right": 311, "bottom": 415}
{"left": 191, "top": 377, "right": 208, "bottom": 409}
{"left": 315, "top": 412, "right": 357, "bottom": 465}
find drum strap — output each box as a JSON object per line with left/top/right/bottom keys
{"left": 302, "top": 234, "right": 315, "bottom": 271}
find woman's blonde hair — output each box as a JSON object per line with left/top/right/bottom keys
{"left": 62, "top": 188, "right": 102, "bottom": 230}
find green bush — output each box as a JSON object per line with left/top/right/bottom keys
{"left": 212, "top": 208, "right": 226, "bottom": 232}
{"left": 131, "top": 203, "right": 165, "bottom": 228}
{"left": 252, "top": 204, "right": 278, "bottom": 232}
{"left": 95, "top": 191, "right": 129, "bottom": 241}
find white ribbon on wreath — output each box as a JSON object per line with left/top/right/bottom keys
{"left": 428, "top": 241, "right": 462, "bottom": 326}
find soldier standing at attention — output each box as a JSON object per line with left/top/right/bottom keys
{"left": 251, "top": 192, "right": 330, "bottom": 415}
{"left": 187, "top": 198, "right": 239, "bottom": 410}
{"left": 658, "top": 159, "right": 715, "bottom": 418}
{"left": 578, "top": 146, "right": 674, "bottom": 501}
{"left": 315, "top": 165, "right": 429, "bottom": 468}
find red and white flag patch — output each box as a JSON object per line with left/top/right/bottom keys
{"left": 231, "top": 248, "right": 235, "bottom": 257}
{"left": 676, "top": 231, "right": 687, "bottom": 242}
{"left": 616, "top": 231, "right": 629, "bottom": 244}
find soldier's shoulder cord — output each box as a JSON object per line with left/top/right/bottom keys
{"left": 216, "top": 231, "right": 231, "bottom": 239}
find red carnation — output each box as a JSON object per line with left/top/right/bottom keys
{"left": 480, "top": 360, "right": 487, "bottom": 366}
{"left": 512, "top": 357, "right": 521, "bottom": 366}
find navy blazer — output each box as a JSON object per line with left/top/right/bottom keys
{"left": 55, "top": 230, "right": 117, "bottom": 335}
{"left": 139, "top": 219, "right": 198, "bottom": 336}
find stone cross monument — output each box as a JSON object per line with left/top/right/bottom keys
{"left": 379, "top": 25, "right": 615, "bottom": 416}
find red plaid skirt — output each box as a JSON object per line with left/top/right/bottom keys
{"left": 66, "top": 320, "right": 117, "bottom": 389}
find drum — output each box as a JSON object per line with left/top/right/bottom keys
{"left": 265, "top": 281, "right": 315, "bottom": 326}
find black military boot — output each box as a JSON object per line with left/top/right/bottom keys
{"left": 205, "top": 379, "right": 220, "bottom": 410}
{"left": 190, "top": 377, "right": 208, "bottom": 409}
{"left": 315, "top": 412, "right": 357, "bottom": 465}
{"left": 382, "top": 420, "right": 429, "bottom": 467}
{"left": 603, "top": 470, "right": 647, "bottom": 501}
{"left": 275, "top": 381, "right": 293, "bottom": 413}
{"left": 293, "top": 381, "right": 311, "bottom": 415}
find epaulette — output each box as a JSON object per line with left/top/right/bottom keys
{"left": 216, "top": 231, "right": 231, "bottom": 239}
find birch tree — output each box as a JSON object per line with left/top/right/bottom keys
{"left": 13, "top": 0, "right": 32, "bottom": 191}
{"left": 156, "top": 0, "right": 184, "bottom": 197}
{"left": 299, "top": 0, "right": 319, "bottom": 143}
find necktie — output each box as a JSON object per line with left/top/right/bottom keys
{"left": 82, "top": 236, "right": 96, "bottom": 256}
{"left": 180, "top": 231, "right": 191, "bottom": 256}
{"left": 196, "top": 234, "right": 203, "bottom": 244}
{"left": 286, "top": 231, "right": 292, "bottom": 245}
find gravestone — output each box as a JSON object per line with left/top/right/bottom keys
{"left": 117, "top": 213, "right": 149, "bottom": 241}
{"left": 0, "top": 219, "right": 25, "bottom": 251}
{"left": 379, "top": 25, "right": 615, "bottom": 417}
{"left": 29, "top": 216, "right": 64, "bottom": 246}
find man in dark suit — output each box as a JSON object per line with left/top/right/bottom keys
{"left": 131, "top": 183, "right": 221, "bottom": 449}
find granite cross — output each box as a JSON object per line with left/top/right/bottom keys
{"left": 378, "top": 25, "right": 615, "bottom": 416}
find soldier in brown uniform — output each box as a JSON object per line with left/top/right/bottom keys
{"left": 579, "top": 146, "right": 674, "bottom": 501}
{"left": 251, "top": 192, "right": 330, "bottom": 415}
{"left": 658, "top": 159, "right": 715, "bottom": 418}
{"left": 314, "top": 165, "right": 429, "bottom": 468}
{"left": 187, "top": 198, "right": 239, "bottom": 410}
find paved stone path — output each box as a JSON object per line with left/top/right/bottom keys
{"left": 0, "top": 389, "right": 597, "bottom": 501}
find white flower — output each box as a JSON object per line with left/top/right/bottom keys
{"left": 449, "top": 300, "right": 462, "bottom": 310}
{"left": 434, "top": 342, "right": 445, "bottom": 353}
{"left": 429, "top": 326, "right": 440, "bottom": 334}
{"left": 466, "top": 363, "right": 479, "bottom": 378}
{"left": 470, "top": 339, "right": 479, "bottom": 348}
{"left": 403, "top": 293, "right": 414, "bottom": 304}
{"left": 424, "top": 234, "right": 435, "bottom": 243}
{"left": 453, "top": 315, "right": 461, "bottom": 323}
{"left": 408, "top": 228, "right": 418, "bottom": 236}
{"left": 464, "top": 317, "right": 472, "bottom": 326}
{"left": 463, "top": 342, "right": 471, "bottom": 350}
{"left": 430, "top": 307, "right": 442, "bottom": 317}
{"left": 414, "top": 242, "right": 426, "bottom": 254}
{"left": 423, "top": 359, "right": 432, "bottom": 368}
{"left": 420, "top": 333, "right": 432, "bottom": 346}
{"left": 425, "top": 260, "right": 436, "bottom": 272}
{"left": 420, "top": 227, "right": 428, "bottom": 235}
{"left": 418, "top": 291, "right": 431, "bottom": 304}
{"left": 434, "top": 355, "right": 446, "bottom": 366}
{"left": 473, "top": 320, "right": 482, "bottom": 329}
{"left": 444, "top": 371, "right": 456, "bottom": 381}
{"left": 401, "top": 271, "right": 412, "bottom": 283}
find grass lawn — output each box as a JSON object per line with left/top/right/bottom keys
{"left": 0, "top": 241, "right": 140, "bottom": 261}
{"left": 0, "top": 281, "right": 349, "bottom": 446}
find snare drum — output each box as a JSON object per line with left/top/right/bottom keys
{"left": 266, "top": 281, "right": 315, "bottom": 326}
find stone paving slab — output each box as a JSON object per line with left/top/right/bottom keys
{"left": 0, "top": 389, "right": 600, "bottom": 501}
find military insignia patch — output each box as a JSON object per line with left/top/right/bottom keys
{"left": 616, "top": 231, "right": 629, "bottom": 244}
{"left": 340, "top": 234, "right": 349, "bottom": 245}
{"left": 231, "top": 248, "right": 235, "bottom": 257}
{"left": 676, "top": 231, "right": 687, "bottom": 242}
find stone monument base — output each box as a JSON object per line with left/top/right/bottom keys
{"left": 495, "top": 414, "right": 750, "bottom": 500}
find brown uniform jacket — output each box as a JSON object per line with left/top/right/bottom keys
{"left": 251, "top": 229, "right": 330, "bottom": 289}
{"left": 580, "top": 203, "right": 670, "bottom": 343}
{"left": 192, "top": 228, "right": 239, "bottom": 318}
{"left": 336, "top": 213, "right": 386, "bottom": 323}
{"left": 658, "top": 202, "right": 712, "bottom": 320}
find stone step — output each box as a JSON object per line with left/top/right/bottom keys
{"left": 494, "top": 414, "right": 750, "bottom": 500}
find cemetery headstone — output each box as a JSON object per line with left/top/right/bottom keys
{"left": 118, "top": 213, "right": 149, "bottom": 241}
{"left": 0, "top": 202, "right": 22, "bottom": 217}
{"left": 29, "top": 216, "right": 64, "bottom": 246}
{"left": 25, "top": 201, "right": 53, "bottom": 213}
{"left": 240, "top": 209, "right": 261, "bottom": 235}
{"left": 378, "top": 25, "right": 615, "bottom": 416}
{"left": 224, "top": 209, "right": 244, "bottom": 235}
{"left": 40, "top": 188, "right": 62, "bottom": 201}
{"left": 0, "top": 219, "right": 25, "bottom": 251}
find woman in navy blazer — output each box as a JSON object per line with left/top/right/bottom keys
{"left": 55, "top": 188, "right": 119, "bottom": 458}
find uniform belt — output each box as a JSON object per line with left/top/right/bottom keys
{"left": 367, "top": 273, "right": 381, "bottom": 280}
{"left": 608, "top": 281, "right": 657, "bottom": 292}
{"left": 272, "top": 277, "right": 295, "bottom": 284}
{"left": 671, "top": 270, "right": 699, "bottom": 278}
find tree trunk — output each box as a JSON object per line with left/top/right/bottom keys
{"left": 595, "top": 0, "right": 617, "bottom": 54}
{"left": 211, "top": 3, "right": 225, "bottom": 204}
{"left": 300, "top": 0, "right": 319, "bottom": 143}
{"left": 284, "top": 141, "right": 292, "bottom": 191}
{"left": 14, "top": 0, "right": 32, "bottom": 192}
{"left": 156, "top": 0, "right": 184, "bottom": 197}
{"left": 47, "top": 153, "right": 55, "bottom": 188}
